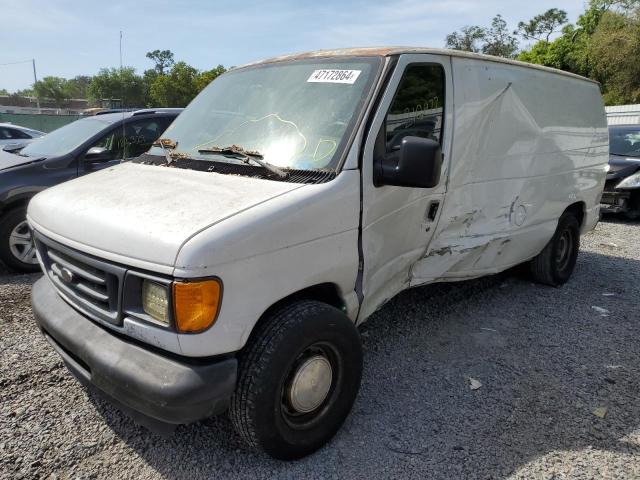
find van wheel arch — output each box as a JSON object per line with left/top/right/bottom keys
{"left": 564, "top": 201, "right": 585, "bottom": 230}
{"left": 241, "top": 283, "right": 347, "bottom": 351}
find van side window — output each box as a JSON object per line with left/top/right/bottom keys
{"left": 385, "top": 64, "right": 445, "bottom": 152}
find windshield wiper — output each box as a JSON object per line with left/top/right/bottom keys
{"left": 197, "top": 145, "right": 288, "bottom": 179}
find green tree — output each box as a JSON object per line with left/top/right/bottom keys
{"left": 0, "top": 88, "right": 8, "bottom": 96}
{"left": 88, "top": 67, "right": 146, "bottom": 107}
{"left": 195, "top": 65, "right": 226, "bottom": 92}
{"left": 517, "top": 0, "right": 640, "bottom": 104}
{"left": 483, "top": 15, "right": 519, "bottom": 58}
{"left": 590, "top": 10, "right": 640, "bottom": 103}
{"left": 445, "top": 25, "right": 486, "bottom": 52}
{"left": 149, "top": 61, "right": 200, "bottom": 107}
{"left": 141, "top": 69, "right": 159, "bottom": 106}
{"left": 14, "top": 88, "right": 34, "bottom": 97}
{"left": 33, "top": 76, "right": 71, "bottom": 107}
{"left": 146, "top": 49, "right": 175, "bottom": 75}
{"left": 66, "top": 75, "right": 92, "bottom": 98}
{"left": 517, "top": 8, "right": 568, "bottom": 42}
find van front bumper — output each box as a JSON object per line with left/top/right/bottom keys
{"left": 31, "top": 277, "right": 237, "bottom": 430}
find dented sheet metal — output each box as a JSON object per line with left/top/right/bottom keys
{"left": 409, "top": 56, "right": 608, "bottom": 286}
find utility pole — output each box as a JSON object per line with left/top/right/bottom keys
{"left": 32, "top": 59, "right": 40, "bottom": 109}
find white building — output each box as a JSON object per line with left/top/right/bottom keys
{"left": 606, "top": 104, "right": 640, "bottom": 125}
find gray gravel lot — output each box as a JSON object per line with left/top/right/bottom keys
{"left": 1, "top": 218, "right": 639, "bottom": 479}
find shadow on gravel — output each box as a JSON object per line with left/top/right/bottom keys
{"left": 85, "top": 250, "right": 640, "bottom": 479}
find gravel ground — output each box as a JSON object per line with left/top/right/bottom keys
{"left": 1, "top": 218, "right": 639, "bottom": 480}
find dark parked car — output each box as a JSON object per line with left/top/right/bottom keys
{"left": 601, "top": 124, "right": 640, "bottom": 219}
{"left": 0, "top": 108, "right": 181, "bottom": 272}
{"left": 0, "top": 123, "right": 45, "bottom": 151}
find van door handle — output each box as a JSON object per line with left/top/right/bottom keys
{"left": 427, "top": 201, "right": 440, "bottom": 221}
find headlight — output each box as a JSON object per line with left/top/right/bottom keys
{"left": 616, "top": 170, "right": 640, "bottom": 189}
{"left": 173, "top": 279, "right": 222, "bottom": 333}
{"left": 142, "top": 280, "right": 170, "bottom": 325}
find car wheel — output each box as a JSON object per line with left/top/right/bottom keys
{"left": 530, "top": 212, "right": 580, "bottom": 286}
{"left": 229, "top": 300, "right": 362, "bottom": 460}
{"left": 0, "top": 208, "right": 40, "bottom": 273}
{"left": 624, "top": 192, "right": 640, "bottom": 220}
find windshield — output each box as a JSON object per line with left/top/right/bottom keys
{"left": 21, "top": 117, "right": 112, "bottom": 158}
{"left": 150, "top": 57, "right": 381, "bottom": 171}
{"left": 609, "top": 126, "right": 640, "bottom": 157}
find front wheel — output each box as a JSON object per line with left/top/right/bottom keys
{"left": 0, "top": 208, "right": 40, "bottom": 273}
{"left": 529, "top": 212, "right": 580, "bottom": 286}
{"left": 229, "top": 300, "right": 362, "bottom": 460}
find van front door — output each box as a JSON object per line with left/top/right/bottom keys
{"left": 358, "top": 54, "right": 453, "bottom": 321}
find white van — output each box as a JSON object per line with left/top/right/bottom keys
{"left": 29, "top": 48, "right": 608, "bottom": 460}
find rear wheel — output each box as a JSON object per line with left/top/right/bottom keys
{"left": 229, "top": 300, "right": 362, "bottom": 460}
{"left": 530, "top": 212, "right": 580, "bottom": 286}
{"left": 0, "top": 208, "right": 40, "bottom": 273}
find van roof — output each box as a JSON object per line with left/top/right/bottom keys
{"left": 238, "top": 47, "right": 598, "bottom": 85}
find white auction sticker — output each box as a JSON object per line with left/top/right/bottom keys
{"left": 307, "top": 69, "right": 361, "bottom": 84}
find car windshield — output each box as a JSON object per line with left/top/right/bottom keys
{"left": 149, "top": 57, "right": 381, "bottom": 171}
{"left": 21, "top": 117, "right": 112, "bottom": 158}
{"left": 609, "top": 126, "right": 640, "bottom": 157}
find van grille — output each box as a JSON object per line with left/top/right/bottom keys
{"left": 34, "top": 233, "right": 125, "bottom": 325}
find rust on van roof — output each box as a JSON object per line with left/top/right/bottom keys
{"left": 235, "top": 47, "right": 598, "bottom": 84}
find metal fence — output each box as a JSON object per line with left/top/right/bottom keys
{"left": 0, "top": 112, "right": 82, "bottom": 133}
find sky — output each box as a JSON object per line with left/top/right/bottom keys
{"left": 1, "top": 0, "right": 588, "bottom": 92}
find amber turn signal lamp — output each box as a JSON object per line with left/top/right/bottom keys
{"left": 173, "top": 279, "right": 222, "bottom": 333}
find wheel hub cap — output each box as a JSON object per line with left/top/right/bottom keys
{"left": 556, "top": 230, "right": 572, "bottom": 270}
{"left": 9, "top": 220, "right": 38, "bottom": 265}
{"left": 288, "top": 355, "right": 333, "bottom": 413}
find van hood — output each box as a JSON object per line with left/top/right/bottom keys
{"left": 27, "top": 162, "right": 304, "bottom": 270}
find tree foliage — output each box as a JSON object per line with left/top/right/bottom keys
{"left": 148, "top": 61, "right": 199, "bottom": 107}
{"left": 483, "top": 14, "right": 519, "bottom": 58}
{"left": 195, "top": 65, "right": 226, "bottom": 92}
{"left": 517, "top": 0, "right": 640, "bottom": 104}
{"left": 444, "top": 1, "right": 640, "bottom": 104}
{"left": 66, "top": 75, "right": 92, "bottom": 98}
{"left": 445, "top": 15, "right": 518, "bottom": 58}
{"left": 517, "top": 8, "right": 568, "bottom": 42}
{"left": 2, "top": 48, "right": 226, "bottom": 108}
{"left": 145, "top": 49, "right": 175, "bottom": 75}
{"left": 33, "top": 76, "right": 71, "bottom": 107}
{"left": 87, "top": 67, "right": 146, "bottom": 107}
{"left": 589, "top": 11, "right": 640, "bottom": 103}
{"left": 445, "top": 25, "right": 486, "bottom": 53}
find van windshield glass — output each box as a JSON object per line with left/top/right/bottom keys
{"left": 21, "top": 118, "right": 111, "bottom": 158}
{"left": 150, "top": 57, "right": 381, "bottom": 171}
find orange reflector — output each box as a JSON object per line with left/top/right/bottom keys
{"left": 173, "top": 279, "right": 222, "bottom": 333}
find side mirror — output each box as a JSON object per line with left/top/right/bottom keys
{"left": 375, "top": 136, "right": 442, "bottom": 188}
{"left": 84, "top": 146, "right": 112, "bottom": 162}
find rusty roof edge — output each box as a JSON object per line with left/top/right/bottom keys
{"left": 231, "top": 47, "right": 599, "bottom": 85}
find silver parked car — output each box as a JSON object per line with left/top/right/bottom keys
{"left": 0, "top": 123, "right": 45, "bottom": 151}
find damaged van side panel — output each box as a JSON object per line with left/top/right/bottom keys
{"left": 409, "top": 56, "right": 608, "bottom": 285}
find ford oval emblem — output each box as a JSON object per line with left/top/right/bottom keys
{"left": 59, "top": 267, "right": 74, "bottom": 283}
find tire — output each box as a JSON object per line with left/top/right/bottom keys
{"left": 229, "top": 300, "right": 362, "bottom": 460}
{"left": 0, "top": 208, "right": 40, "bottom": 273}
{"left": 624, "top": 192, "right": 640, "bottom": 220}
{"left": 530, "top": 212, "right": 580, "bottom": 286}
